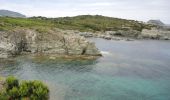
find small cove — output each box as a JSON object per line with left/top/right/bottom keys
{"left": 0, "top": 38, "right": 170, "bottom": 100}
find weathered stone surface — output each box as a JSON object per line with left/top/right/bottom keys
{"left": 0, "top": 28, "right": 101, "bottom": 58}
{"left": 78, "top": 32, "right": 93, "bottom": 37}
{"left": 76, "top": 29, "right": 170, "bottom": 41}
{"left": 140, "top": 28, "right": 170, "bottom": 40}
{"left": 77, "top": 30, "right": 139, "bottom": 41}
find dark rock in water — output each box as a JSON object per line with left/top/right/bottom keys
{"left": 0, "top": 28, "right": 101, "bottom": 58}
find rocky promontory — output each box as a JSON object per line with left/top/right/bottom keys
{"left": 0, "top": 28, "right": 101, "bottom": 58}
{"left": 1, "top": 15, "right": 170, "bottom": 59}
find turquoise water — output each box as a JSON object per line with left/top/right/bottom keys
{"left": 0, "top": 38, "right": 170, "bottom": 100}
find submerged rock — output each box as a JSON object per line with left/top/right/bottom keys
{"left": 0, "top": 28, "right": 101, "bottom": 58}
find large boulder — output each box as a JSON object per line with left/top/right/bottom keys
{"left": 0, "top": 28, "right": 101, "bottom": 58}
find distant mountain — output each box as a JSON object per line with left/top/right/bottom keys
{"left": 0, "top": 10, "right": 26, "bottom": 18}
{"left": 147, "top": 20, "right": 165, "bottom": 26}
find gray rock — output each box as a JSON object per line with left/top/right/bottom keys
{"left": 103, "top": 35, "right": 112, "bottom": 40}
{"left": 0, "top": 29, "right": 101, "bottom": 58}
{"left": 79, "top": 32, "right": 93, "bottom": 37}
{"left": 140, "top": 28, "right": 170, "bottom": 40}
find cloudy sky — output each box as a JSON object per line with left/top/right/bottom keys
{"left": 0, "top": 0, "right": 170, "bottom": 23}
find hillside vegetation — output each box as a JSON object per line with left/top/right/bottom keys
{"left": 0, "top": 15, "right": 155, "bottom": 32}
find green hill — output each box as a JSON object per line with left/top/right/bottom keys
{"left": 0, "top": 15, "right": 154, "bottom": 32}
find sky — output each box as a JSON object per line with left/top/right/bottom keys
{"left": 0, "top": 0, "right": 170, "bottom": 23}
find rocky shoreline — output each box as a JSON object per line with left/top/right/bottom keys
{"left": 77, "top": 28, "right": 170, "bottom": 41}
{"left": 0, "top": 28, "right": 101, "bottom": 59}
{"left": 0, "top": 27, "right": 170, "bottom": 59}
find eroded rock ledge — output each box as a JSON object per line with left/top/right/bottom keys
{"left": 0, "top": 28, "right": 101, "bottom": 58}
{"left": 77, "top": 29, "right": 170, "bottom": 41}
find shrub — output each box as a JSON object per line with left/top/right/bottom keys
{"left": 31, "top": 80, "right": 49, "bottom": 100}
{"left": 6, "top": 76, "right": 19, "bottom": 91}
{"left": 19, "top": 80, "right": 49, "bottom": 100}
{"left": 8, "top": 87, "right": 20, "bottom": 99}
{"left": 4, "top": 76, "right": 49, "bottom": 100}
{"left": 19, "top": 81, "right": 32, "bottom": 97}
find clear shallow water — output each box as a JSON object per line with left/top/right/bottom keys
{"left": 0, "top": 38, "right": 170, "bottom": 100}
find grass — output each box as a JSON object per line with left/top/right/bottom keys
{"left": 0, "top": 17, "right": 54, "bottom": 31}
{"left": 0, "top": 15, "right": 155, "bottom": 32}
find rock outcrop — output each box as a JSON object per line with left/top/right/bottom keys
{"left": 77, "top": 30, "right": 140, "bottom": 41}
{"left": 140, "top": 28, "right": 170, "bottom": 40}
{"left": 0, "top": 28, "right": 101, "bottom": 58}
{"left": 76, "top": 28, "right": 170, "bottom": 41}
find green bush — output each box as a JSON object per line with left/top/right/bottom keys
{"left": 31, "top": 80, "right": 49, "bottom": 100}
{"left": 4, "top": 76, "right": 49, "bottom": 100}
{"left": 19, "top": 80, "right": 49, "bottom": 100}
{"left": 19, "top": 81, "right": 32, "bottom": 97}
{"left": 6, "top": 76, "right": 19, "bottom": 91}
{"left": 8, "top": 87, "right": 20, "bottom": 99}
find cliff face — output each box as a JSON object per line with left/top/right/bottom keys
{"left": 0, "top": 28, "right": 101, "bottom": 58}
